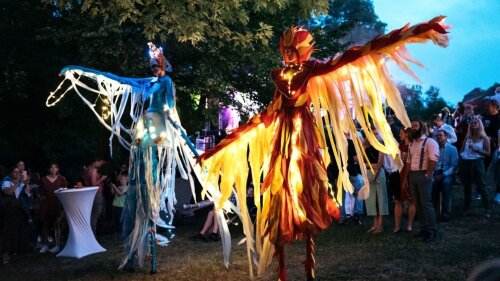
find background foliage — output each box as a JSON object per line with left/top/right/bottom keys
{"left": 0, "top": 0, "right": 451, "bottom": 180}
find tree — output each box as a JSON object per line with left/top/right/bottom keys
{"left": 303, "top": 0, "right": 387, "bottom": 58}
{"left": 0, "top": 0, "right": 389, "bottom": 178}
{"left": 396, "top": 83, "right": 453, "bottom": 124}
{"left": 424, "top": 86, "right": 448, "bottom": 117}
{"left": 46, "top": 0, "right": 329, "bottom": 45}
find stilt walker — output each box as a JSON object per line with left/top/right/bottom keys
{"left": 47, "top": 43, "right": 199, "bottom": 271}
{"left": 198, "top": 16, "right": 450, "bottom": 280}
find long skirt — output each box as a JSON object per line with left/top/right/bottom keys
{"left": 365, "top": 169, "right": 388, "bottom": 216}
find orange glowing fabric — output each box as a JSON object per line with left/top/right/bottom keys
{"left": 198, "top": 16, "right": 449, "bottom": 277}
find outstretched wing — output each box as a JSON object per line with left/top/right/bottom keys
{"left": 197, "top": 97, "right": 281, "bottom": 276}
{"left": 47, "top": 65, "right": 154, "bottom": 151}
{"left": 308, "top": 16, "right": 449, "bottom": 200}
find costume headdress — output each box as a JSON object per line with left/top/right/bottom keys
{"left": 279, "top": 26, "right": 315, "bottom": 63}
{"left": 148, "top": 42, "right": 172, "bottom": 72}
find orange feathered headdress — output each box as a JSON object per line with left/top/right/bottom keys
{"left": 279, "top": 26, "right": 315, "bottom": 63}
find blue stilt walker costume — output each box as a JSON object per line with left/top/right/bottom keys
{"left": 47, "top": 43, "right": 199, "bottom": 272}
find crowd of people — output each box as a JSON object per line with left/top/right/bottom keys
{"left": 1, "top": 92, "right": 499, "bottom": 265}
{"left": 0, "top": 159, "right": 129, "bottom": 265}
{"left": 332, "top": 93, "right": 499, "bottom": 243}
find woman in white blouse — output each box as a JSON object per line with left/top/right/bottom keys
{"left": 459, "top": 117, "right": 491, "bottom": 217}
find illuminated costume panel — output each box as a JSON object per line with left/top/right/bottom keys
{"left": 198, "top": 16, "right": 449, "bottom": 281}
{"left": 47, "top": 43, "right": 199, "bottom": 272}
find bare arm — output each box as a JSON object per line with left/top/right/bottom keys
{"left": 370, "top": 152, "right": 385, "bottom": 181}
{"left": 2, "top": 182, "right": 18, "bottom": 196}
{"left": 477, "top": 137, "right": 490, "bottom": 157}
{"left": 460, "top": 140, "right": 466, "bottom": 154}
{"left": 90, "top": 169, "right": 107, "bottom": 186}
{"left": 426, "top": 160, "right": 438, "bottom": 178}
{"left": 110, "top": 183, "right": 126, "bottom": 195}
{"left": 110, "top": 182, "right": 117, "bottom": 195}
{"left": 114, "top": 186, "right": 127, "bottom": 196}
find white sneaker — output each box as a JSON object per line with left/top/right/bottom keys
{"left": 155, "top": 233, "right": 169, "bottom": 246}
{"left": 494, "top": 193, "right": 500, "bottom": 204}
{"left": 39, "top": 245, "right": 49, "bottom": 253}
{"left": 49, "top": 245, "right": 60, "bottom": 254}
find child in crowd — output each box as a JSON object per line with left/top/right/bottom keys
{"left": 110, "top": 174, "right": 129, "bottom": 234}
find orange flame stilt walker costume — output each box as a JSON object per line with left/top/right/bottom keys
{"left": 198, "top": 16, "right": 449, "bottom": 281}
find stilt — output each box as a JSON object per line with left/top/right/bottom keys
{"left": 277, "top": 244, "right": 287, "bottom": 281}
{"left": 150, "top": 226, "right": 157, "bottom": 274}
{"left": 305, "top": 234, "right": 315, "bottom": 281}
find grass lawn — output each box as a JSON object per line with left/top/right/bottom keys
{"left": 1, "top": 186, "right": 499, "bottom": 281}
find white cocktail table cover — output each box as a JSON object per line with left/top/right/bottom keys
{"left": 55, "top": 186, "right": 106, "bottom": 258}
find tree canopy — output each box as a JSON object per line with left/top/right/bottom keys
{"left": 396, "top": 83, "right": 453, "bottom": 124}
{"left": 1, "top": 0, "right": 391, "bottom": 179}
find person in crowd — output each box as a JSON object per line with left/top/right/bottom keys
{"left": 83, "top": 158, "right": 108, "bottom": 235}
{"left": 422, "top": 122, "right": 431, "bottom": 137}
{"left": 339, "top": 134, "right": 365, "bottom": 225}
{"left": 383, "top": 136, "right": 402, "bottom": 234}
{"left": 189, "top": 209, "right": 220, "bottom": 242}
{"left": 16, "top": 161, "right": 26, "bottom": 175}
{"left": 364, "top": 129, "right": 388, "bottom": 234}
{"left": 394, "top": 128, "right": 416, "bottom": 233}
{"left": 189, "top": 187, "right": 247, "bottom": 242}
{"left": 495, "top": 129, "right": 500, "bottom": 205}
{"left": 453, "top": 102, "right": 465, "bottom": 129}
{"left": 408, "top": 120, "right": 439, "bottom": 243}
{"left": 432, "top": 129, "right": 458, "bottom": 221}
{"left": 481, "top": 100, "right": 500, "bottom": 203}
{"left": 432, "top": 114, "right": 457, "bottom": 144}
{"left": 482, "top": 100, "right": 499, "bottom": 158}
{"left": 110, "top": 173, "right": 129, "bottom": 234}
{"left": 17, "top": 170, "right": 33, "bottom": 222}
{"left": 1, "top": 161, "right": 25, "bottom": 184}
{"left": 387, "top": 116, "right": 401, "bottom": 143}
{"left": 39, "top": 163, "right": 68, "bottom": 254}
{"left": 115, "top": 163, "right": 128, "bottom": 183}
{"left": 490, "top": 86, "right": 500, "bottom": 105}
{"left": 28, "top": 171, "right": 43, "bottom": 251}
{"left": 440, "top": 107, "right": 453, "bottom": 125}
{"left": 456, "top": 105, "right": 475, "bottom": 148}
{"left": 459, "top": 117, "right": 491, "bottom": 217}
{"left": 1, "top": 167, "right": 27, "bottom": 264}
{"left": 189, "top": 193, "right": 239, "bottom": 243}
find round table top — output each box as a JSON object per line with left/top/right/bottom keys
{"left": 54, "top": 186, "right": 98, "bottom": 193}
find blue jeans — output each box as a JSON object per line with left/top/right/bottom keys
{"left": 432, "top": 174, "right": 453, "bottom": 217}
{"left": 340, "top": 174, "right": 364, "bottom": 219}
